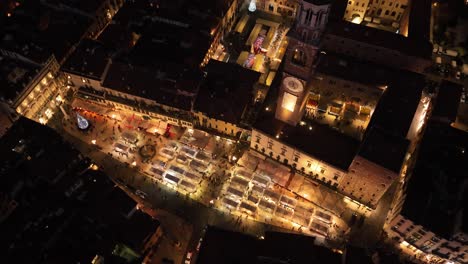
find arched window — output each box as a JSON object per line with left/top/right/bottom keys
{"left": 377, "top": 8, "right": 382, "bottom": 15}
{"left": 292, "top": 48, "right": 307, "bottom": 66}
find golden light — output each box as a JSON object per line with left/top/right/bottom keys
{"left": 90, "top": 164, "right": 99, "bottom": 170}
{"left": 232, "top": 156, "right": 237, "bottom": 161}
{"left": 281, "top": 93, "right": 297, "bottom": 112}
{"left": 91, "top": 139, "right": 97, "bottom": 145}
{"left": 131, "top": 161, "right": 137, "bottom": 166}
{"left": 351, "top": 16, "right": 362, "bottom": 24}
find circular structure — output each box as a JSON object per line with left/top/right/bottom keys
{"left": 76, "top": 113, "right": 90, "bottom": 130}
{"left": 139, "top": 144, "right": 156, "bottom": 159}
{"left": 283, "top": 76, "right": 304, "bottom": 94}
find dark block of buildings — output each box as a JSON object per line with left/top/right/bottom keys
{"left": 0, "top": 118, "right": 160, "bottom": 263}
{"left": 402, "top": 119, "right": 468, "bottom": 237}
{"left": 196, "top": 226, "right": 342, "bottom": 264}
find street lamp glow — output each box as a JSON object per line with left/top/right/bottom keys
{"left": 131, "top": 161, "right": 137, "bottom": 166}
{"left": 248, "top": 0, "right": 256, "bottom": 12}
{"left": 232, "top": 156, "right": 237, "bottom": 161}
{"left": 91, "top": 139, "right": 97, "bottom": 145}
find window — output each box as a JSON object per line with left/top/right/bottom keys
{"left": 385, "top": 10, "right": 389, "bottom": 15}
{"left": 294, "top": 156, "right": 299, "bottom": 162}
{"left": 320, "top": 168, "right": 325, "bottom": 174}
{"left": 333, "top": 174, "right": 340, "bottom": 180}
{"left": 280, "top": 146, "right": 287, "bottom": 156}
{"left": 395, "top": 3, "right": 399, "bottom": 8}
{"left": 389, "top": 2, "right": 392, "bottom": 6}
{"left": 391, "top": 11, "right": 396, "bottom": 16}
{"left": 348, "top": 1, "right": 352, "bottom": 4}
{"left": 255, "top": 135, "right": 261, "bottom": 143}
{"left": 292, "top": 48, "right": 307, "bottom": 66}
{"left": 307, "top": 162, "right": 311, "bottom": 168}
{"left": 267, "top": 140, "right": 273, "bottom": 149}
{"left": 269, "top": 4, "right": 274, "bottom": 11}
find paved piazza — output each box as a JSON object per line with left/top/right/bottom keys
{"left": 55, "top": 98, "right": 350, "bottom": 246}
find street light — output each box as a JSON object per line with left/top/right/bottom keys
{"left": 131, "top": 161, "right": 137, "bottom": 166}
{"left": 91, "top": 139, "right": 97, "bottom": 145}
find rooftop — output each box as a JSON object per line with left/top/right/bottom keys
{"left": 402, "top": 121, "right": 468, "bottom": 236}
{"left": 0, "top": 55, "right": 40, "bottom": 102}
{"left": 62, "top": 38, "right": 112, "bottom": 80}
{"left": 254, "top": 110, "right": 360, "bottom": 171}
{"left": 124, "top": 21, "right": 211, "bottom": 71}
{"left": 99, "top": 0, "right": 230, "bottom": 69}
{"left": 196, "top": 226, "right": 342, "bottom": 264}
{"left": 366, "top": 71, "right": 425, "bottom": 139}
{"left": 315, "top": 52, "right": 391, "bottom": 87}
{"left": 0, "top": 0, "right": 92, "bottom": 63}
{"left": 408, "top": 0, "right": 432, "bottom": 41}
{"left": 432, "top": 80, "right": 463, "bottom": 123}
{"left": 359, "top": 127, "right": 409, "bottom": 174}
{"left": 324, "top": 20, "right": 432, "bottom": 60}
{"left": 194, "top": 60, "right": 260, "bottom": 124}
{"left": 102, "top": 61, "right": 198, "bottom": 111}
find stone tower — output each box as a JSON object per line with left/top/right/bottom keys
{"left": 276, "top": 1, "right": 332, "bottom": 125}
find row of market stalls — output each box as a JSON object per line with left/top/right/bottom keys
{"left": 219, "top": 161, "right": 334, "bottom": 237}
{"left": 145, "top": 141, "right": 212, "bottom": 193}
{"left": 305, "top": 94, "right": 372, "bottom": 121}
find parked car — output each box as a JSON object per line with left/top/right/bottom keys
{"left": 135, "top": 190, "right": 148, "bottom": 199}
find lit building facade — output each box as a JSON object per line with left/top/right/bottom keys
{"left": 250, "top": 128, "right": 399, "bottom": 209}
{"left": 192, "top": 111, "right": 247, "bottom": 138}
{"left": 344, "top": 0, "right": 411, "bottom": 34}
{"left": 202, "top": 0, "right": 243, "bottom": 66}
{"left": 251, "top": 128, "right": 345, "bottom": 187}
{"left": 67, "top": 70, "right": 194, "bottom": 129}
{"left": 255, "top": 0, "right": 298, "bottom": 18}
{"left": 10, "top": 56, "right": 65, "bottom": 124}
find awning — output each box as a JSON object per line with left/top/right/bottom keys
{"left": 307, "top": 99, "right": 318, "bottom": 108}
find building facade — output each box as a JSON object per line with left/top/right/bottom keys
{"left": 202, "top": 0, "right": 243, "bottom": 66}
{"left": 344, "top": 0, "right": 411, "bottom": 34}
{"left": 2, "top": 54, "right": 66, "bottom": 125}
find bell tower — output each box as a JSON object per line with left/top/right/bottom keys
{"left": 283, "top": 0, "right": 332, "bottom": 80}
{"left": 277, "top": 0, "right": 332, "bottom": 126}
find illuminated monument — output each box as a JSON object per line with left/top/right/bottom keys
{"left": 76, "top": 113, "right": 90, "bottom": 130}
{"left": 275, "top": 76, "right": 308, "bottom": 126}
{"left": 275, "top": 1, "right": 332, "bottom": 126}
